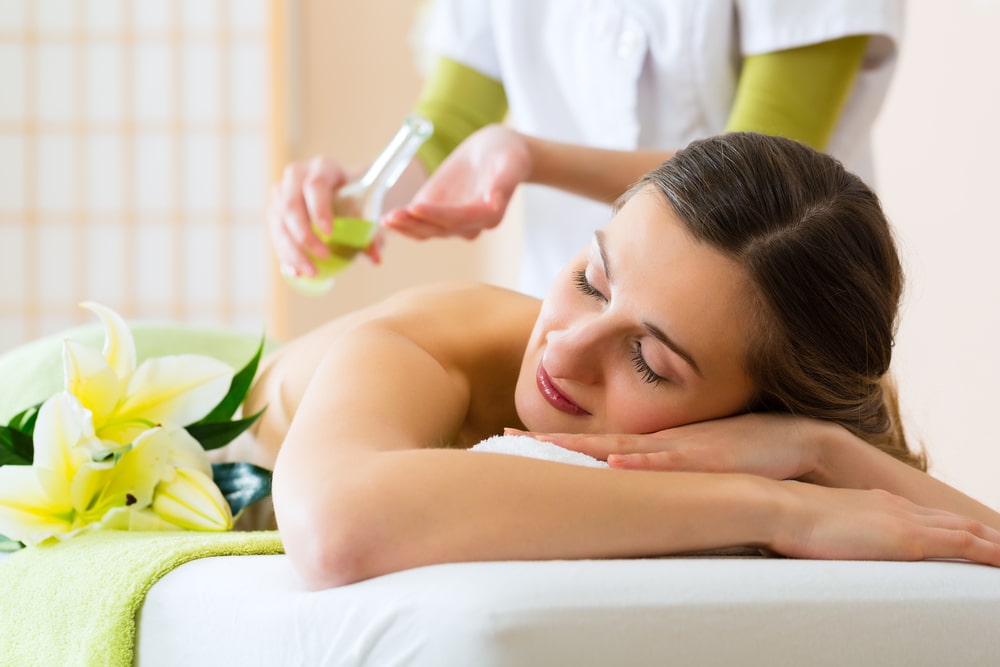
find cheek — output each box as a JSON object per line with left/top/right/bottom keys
{"left": 602, "top": 386, "right": 685, "bottom": 433}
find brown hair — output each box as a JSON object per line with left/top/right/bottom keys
{"left": 635, "top": 132, "right": 924, "bottom": 469}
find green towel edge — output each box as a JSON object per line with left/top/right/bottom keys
{"left": 0, "top": 530, "right": 284, "bottom": 667}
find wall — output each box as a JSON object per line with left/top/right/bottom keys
{"left": 0, "top": 0, "right": 272, "bottom": 350}
{"left": 873, "top": 0, "right": 1000, "bottom": 508}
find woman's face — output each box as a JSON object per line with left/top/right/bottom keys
{"left": 515, "top": 187, "right": 757, "bottom": 435}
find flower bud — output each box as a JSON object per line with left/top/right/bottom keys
{"left": 152, "top": 467, "right": 233, "bottom": 531}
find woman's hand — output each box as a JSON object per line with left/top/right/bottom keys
{"left": 382, "top": 125, "right": 531, "bottom": 240}
{"left": 510, "top": 413, "right": 832, "bottom": 481}
{"left": 771, "top": 482, "right": 1000, "bottom": 566}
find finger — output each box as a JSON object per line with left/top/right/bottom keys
{"left": 302, "top": 160, "right": 346, "bottom": 236}
{"left": 607, "top": 451, "right": 682, "bottom": 471}
{"left": 281, "top": 207, "right": 329, "bottom": 260}
{"left": 608, "top": 449, "right": 735, "bottom": 473}
{"left": 275, "top": 175, "right": 329, "bottom": 260}
{"left": 514, "top": 432, "right": 634, "bottom": 460}
{"left": 918, "top": 511, "right": 1000, "bottom": 545}
{"left": 362, "top": 232, "right": 385, "bottom": 265}
{"left": 920, "top": 525, "right": 1000, "bottom": 567}
{"left": 408, "top": 200, "right": 499, "bottom": 233}
{"left": 268, "top": 190, "right": 315, "bottom": 277}
{"left": 383, "top": 214, "right": 454, "bottom": 240}
{"left": 271, "top": 228, "right": 317, "bottom": 278}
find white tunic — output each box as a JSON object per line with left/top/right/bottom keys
{"left": 424, "top": 0, "right": 904, "bottom": 297}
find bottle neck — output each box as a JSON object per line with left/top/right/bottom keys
{"left": 358, "top": 114, "right": 434, "bottom": 191}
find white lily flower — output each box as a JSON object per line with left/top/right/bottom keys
{"left": 0, "top": 303, "right": 245, "bottom": 545}
{"left": 0, "top": 394, "right": 103, "bottom": 545}
{"left": 66, "top": 302, "right": 234, "bottom": 445}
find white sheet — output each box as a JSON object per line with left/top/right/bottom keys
{"left": 134, "top": 555, "right": 1000, "bottom": 666}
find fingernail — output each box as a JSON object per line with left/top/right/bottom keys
{"left": 503, "top": 427, "right": 525, "bottom": 436}
{"left": 280, "top": 264, "right": 297, "bottom": 278}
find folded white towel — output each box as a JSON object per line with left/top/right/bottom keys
{"left": 471, "top": 434, "right": 609, "bottom": 469}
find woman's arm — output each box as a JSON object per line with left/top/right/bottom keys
{"left": 267, "top": 292, "right": 1000, "bottom": 589}
{"left": 277, "top": 378, "right": 1000, "bottom": 589}
{"left": 532, "top": 415, "right": 1000, "bottom": 533}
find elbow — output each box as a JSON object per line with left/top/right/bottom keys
{"left": 284, "top": 521, "right": 374, "bottom": 589}
{"left": 272, "top": 462, "right": 392, "bottom": 589}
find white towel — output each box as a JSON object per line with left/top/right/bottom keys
{"left": 471, "top": 434, "right": 609, "bottom": 469}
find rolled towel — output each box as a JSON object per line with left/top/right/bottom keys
{"left": 471, "top": 434, "right": 609, "bottom": 469}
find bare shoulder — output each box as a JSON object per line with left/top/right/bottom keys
{"left": 247, "top": 282, "right": 539, "bottom": 450}
{"left": 370, "top": 282, "right": 540, "bottom": 354}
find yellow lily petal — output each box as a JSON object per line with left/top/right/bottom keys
{"left": 70, "top": 426, "right": 179, "bottom": 519}
{"left": 160, "top": 424, "right": 212, "bottom": 477}
{"left": 31, "top": 393, "right": 98, "bottom": 489}
{"left": 115, "top": 354, "right": 233, "bottom": 428}
{"left": 0, "top": 465, "right": 75, "bottom": 546}
{"left": 63, "top": 339, "right": 120, "bottom": 425}
{"left": 152, "top": 467, "right": 233, "bottom": 531}
{"left": 80, "top": 301, "right": 136, "bottom": 381}
{"left": 99, "top": 506, "right": 183, "bottom": 532}
{"left": 69, "top": 460, "right": 118, "bottom": 520}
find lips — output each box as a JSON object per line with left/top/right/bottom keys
{"left": 535, "top": 364, "right": 589, "bottom": 416}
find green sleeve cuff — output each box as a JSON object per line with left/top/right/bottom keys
{"left": 725, "top": 35, "right": 869, "bottom": 151}
{"left": 414, "top": 56, "right": 508, "bottom": 173}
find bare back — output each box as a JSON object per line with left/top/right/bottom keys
{"left": 244, "top": 282, "right": 541, "bottom": 467}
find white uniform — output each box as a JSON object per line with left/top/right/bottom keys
{"left": 424, "top": 0, "right": 904, "bottom": 297}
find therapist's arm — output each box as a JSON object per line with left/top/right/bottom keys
{"left": 522, "top": 35, "right": 872, "bottom": 200}
{"left": 726, "top": 35, "right": 869, "bottom": 150}
{"left": 384, "top": 37, "right": 870, "bottom": 238}
{"left": 413, "top": 56, "right": 509, "bottom": 173}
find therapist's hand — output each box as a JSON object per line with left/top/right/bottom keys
{"left": 267, "top": 156, "right": 385, "bottom": 279}
{"left": 509, "top": 413, "right": 832, "bottom": 482}
{"left": 382, "top": 125, "right": 531, "bottom": 240}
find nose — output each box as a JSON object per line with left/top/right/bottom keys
{"left": 543, "top": 316, "right": 611, "bottom": 385}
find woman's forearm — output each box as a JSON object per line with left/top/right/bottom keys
{"left": 813, "top": 428, "right": 1000, "bottom": 532}
{"left": 274, "top": 447, "right": 774, "bottom": 588}
{"left": 521, "top": 135, "right": 671, "bottom": 204}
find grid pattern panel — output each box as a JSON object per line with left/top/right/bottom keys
{"left": 0, "top": 0, "right": 271, "bottom": 352}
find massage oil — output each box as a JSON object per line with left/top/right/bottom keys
{"left": 291, "top": 113, "right": 434, "bottom": 294}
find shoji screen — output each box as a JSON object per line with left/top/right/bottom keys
{"left": 0, "top": 0, "right": 271, "bottom": 352}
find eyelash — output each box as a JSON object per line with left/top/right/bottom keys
{"left": 572, "top": 269, "right": 667, "bottom": 386}
{"left": 631, "top": 341, "right": 667, "bottom": 386}
{"left": 572, "top": 268, "right": 605, "bottom": 300}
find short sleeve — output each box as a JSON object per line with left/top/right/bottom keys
{"left": 422, "top": 0, "right": 503, "bottom": 81}
{"left": 736, "top": 0, "right": 903, "bottom": 68}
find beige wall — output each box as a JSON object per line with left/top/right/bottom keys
{"left": 873, "top": 0, "right": 1000, "bottom": 508}
{"left": 275, "top": 1, "right": 1000, "bottom": 508}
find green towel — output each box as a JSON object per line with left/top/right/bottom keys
{"left": 0, "top": 530, "right": 284, "bottom": 667}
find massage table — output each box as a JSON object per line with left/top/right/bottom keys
{"left": 3, "top": 327, "right": 1000, "bottom": 665}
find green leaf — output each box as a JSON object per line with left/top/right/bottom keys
{"left": 211, "top": 461, "right": 273, "bottom": 517}
{"left": 0, "top": 534, "right": 24, "bottom": 552}
{"left": 0, "top": 425, "right": 33, "bottom": 465}
{"left": 8, "top": 402, "right": 41, "bottom": 436}
{"left": 185, "top": 407, "right": 266, "bottom": 451}
{"left": 194, "top": 335, "right": 266, "bottom": 425}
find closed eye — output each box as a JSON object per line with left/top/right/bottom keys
{"left": 575, "top": 268, "right": 668, "bottom": 385}
{"left": 573, "top": 269, "right": 606, "bottom": 301}
{"left": 631, "top": 340, "right": 667, "bottom": 385}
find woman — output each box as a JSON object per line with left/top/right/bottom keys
{"left": 247, "top": 132, "right": 1000, "bottom": 589}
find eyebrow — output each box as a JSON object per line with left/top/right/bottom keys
{"left": 594, "top": 231, "right": 704, "bottom": 378}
